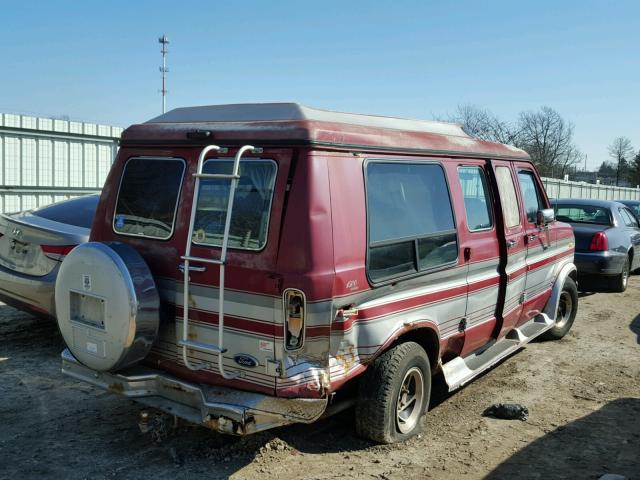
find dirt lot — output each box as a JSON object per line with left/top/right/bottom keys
{"left": 1, "top": 280, "right": 639, "bottom": 480}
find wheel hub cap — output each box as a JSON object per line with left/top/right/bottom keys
{"left": 396, "top": 367, "right": 424, "bottom": 434}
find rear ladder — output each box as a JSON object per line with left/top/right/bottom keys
{"left": 179, "top": 144, "right": 263, "bottom": 378}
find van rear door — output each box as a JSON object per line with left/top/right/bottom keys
{"left": 174, "top": 148, "right": 292, "bottom": 393}
{"left": 489, "top": 160, "right": 527, "bottom": 336}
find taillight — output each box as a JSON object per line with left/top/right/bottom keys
{"left": 589, "top": 232, "right": 608, "bottom": 251}
{"left": 41, "top": 244, "right": 75, "bottom": 261}
{"left": 283, "top": 289, "right": 306, "bottom": 351}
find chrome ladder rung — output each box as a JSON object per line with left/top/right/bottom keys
{"left": 181, "top": 255, "right": 224, "bottom": 265}
{"left": 193, "top": 173, "right": 241, "bottom": 180}
{"left": 178, "top": 339, "right": 227, "bottom": 355}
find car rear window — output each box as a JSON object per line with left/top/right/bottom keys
{"left": 113, "top": 158, "right": 185, "bottom": 239}
{"left": 554, "top": 205, "right": 612, "bottom": 225}
{"left": 366, "top": 162, "right": 457, "bottom": 283}
{"left": 32, "top": 195, "right": 99, "bottom": 229}
{"left": 192, "top": 159, "right": 277, "bottom": 250}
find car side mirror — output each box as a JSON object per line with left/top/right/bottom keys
{"left": 537, "top": 208, "right": 555, "bottom": 226}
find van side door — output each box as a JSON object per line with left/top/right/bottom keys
{"left": 514, "top": 164, "right": 555, "bottom": 324}
{"left": 488, "top": 160, "right": 527, "bottom": 337}
{"left": 455, "top": 162, "right": 501, "bottom": 355}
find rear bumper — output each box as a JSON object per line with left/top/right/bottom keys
{"left": 574, "top": 251, "right": 626, "bottom": 276}
{"left": 0, "top": 263, "right": 58, "bottom": 317}
{"left": 61, "top": 349, "right": 328, "bottom": 435}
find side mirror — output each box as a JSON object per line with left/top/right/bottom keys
{"left": 537, "top": 208, "right": 555, "bottom": 226}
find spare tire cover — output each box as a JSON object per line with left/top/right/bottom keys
{"left": 55, "top": 242, "right": 160, "bottom": 372}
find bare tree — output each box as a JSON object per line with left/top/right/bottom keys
{"left": 443, "top": 104, "right": 582, "bottom": 178}
{"left": 517, "top": 106, "right": 580, "bottom": 177}
{"left": 608, "top": 137, "right": 635, "bottom": 186}
{"left": 445, "top": 105, "right": 521, "bottom": 146}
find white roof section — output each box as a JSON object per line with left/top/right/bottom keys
{"left": 146, "top": 103, "right": 469, "bottom": 138}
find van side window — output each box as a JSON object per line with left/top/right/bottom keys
{"left": 517, "top": 170, "right": 544, "bottom": 223}
{"left": 114, "top": 158, "right": 185, "bottom": 239}
{"left": 495, "top": 166, "right": 521, "bottom": 228}
{"left": 367, "top": 162, "right": 458, "bottom": 282}
{"left": 458, "top": 167, "right": 493, "bottom": 231}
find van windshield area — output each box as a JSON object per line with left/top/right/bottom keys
{"left": 554, "top": 205, "right": 612, "bottom": 226}
{"left": 192, "top": 159, "right": 277, "bottom": 250}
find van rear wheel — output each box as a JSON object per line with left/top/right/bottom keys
{"left": 355, "top": 341, "right": 431, "bottom": 443}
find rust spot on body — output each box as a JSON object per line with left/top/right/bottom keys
{"left": 108, "top": 383, "right": 124, "bottom": 393}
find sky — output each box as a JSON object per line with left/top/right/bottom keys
{"left": 1, "top": 0, "right": 638, "bottom": 169}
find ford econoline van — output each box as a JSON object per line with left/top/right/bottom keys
{"left": 55, "top": 103, "right": 577, "bottom": 443}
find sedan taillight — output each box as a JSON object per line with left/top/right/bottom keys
{"left": 589, "top": 232, "right": 608, "bottom": 251}
{"left": 41, "top": 245, "right": 75, "bottom": 261}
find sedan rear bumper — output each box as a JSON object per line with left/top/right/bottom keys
{"left": 0, "top": 263, "right": 58, "bottom": 317}
{"left": 61, "top": 349, "right": 328, "bottom": 435}
{"left": 574, "top": 251, "right": 627, "bottom": 276}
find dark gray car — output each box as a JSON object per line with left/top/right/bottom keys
{"left": 551, "top": 198, "right": 640, "bottom": 292}
{"left": 0, "top": 195, "right": 99, "bottom": 317}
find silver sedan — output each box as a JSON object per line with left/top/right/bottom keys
{"left": 0, "top": 195, "right": 99, "bottom": 318}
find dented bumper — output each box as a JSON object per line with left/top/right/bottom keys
{"left": 61, "top": 349, "right": 328, "bottom": 435}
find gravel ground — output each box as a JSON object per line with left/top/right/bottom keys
{"left": 0, "top": 279, "right": 639, "bottom": 480}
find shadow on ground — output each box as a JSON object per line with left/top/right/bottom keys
{"left": 631, "top": 314, "right": 640, "bottom": 345}
{"left": 486, "top": 398, "right": 640, "bottom": 479}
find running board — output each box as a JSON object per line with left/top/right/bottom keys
{"left": 442, "top": 313, "right": 554, "bottom": 392}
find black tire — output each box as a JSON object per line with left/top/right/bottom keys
{"left": 541, "top": 277, "right": 578, "bottom": 340}
{"left": 355, "top": 341, "right": 431, "bottom": 443}
{"left": 611, "top": 257, "right": 630, "bottom": 293}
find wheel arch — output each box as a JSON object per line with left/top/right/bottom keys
{"left": 371, "top": 321, "right": 441, "bottom": 373}
{"left": 543, "top": 261, "right": 577, "bottom": 321}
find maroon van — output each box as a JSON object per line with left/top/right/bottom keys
{"left": 54, "top": 104, "right": 577, "bottom": 443}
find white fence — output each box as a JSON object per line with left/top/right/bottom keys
{"left": 541, "top": 177, "right": 640, "bottom": 201}
{"left": 0, "top": 112, "right": 122, "bottom": 213}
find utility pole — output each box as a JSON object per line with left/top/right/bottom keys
{"left": 159, "top": 35, "right": 169, "bottom": 114}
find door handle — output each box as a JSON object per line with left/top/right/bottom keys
{"left": 178, "top": 264, "right": 207, "bottom": 273}
{"left": 507, "top": 239, "right": 517, "bottom": 249}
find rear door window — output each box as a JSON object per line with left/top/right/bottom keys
{"left": 620, "top": 207, "right": 639, "bottom": 228}
{"left": 192, "top": 159, "right": 277, "bottom": 250}
{"left": 366, "top": 162, "right": 457, "bottom": 283}
{"left": 554, "top": 205, "right": 612, "bottom": 225}
{"left": 113, "top": 157, "right": 185, "bottom": 239}
{"left": 458, "top": 166, "right": 493, "bottom": 231}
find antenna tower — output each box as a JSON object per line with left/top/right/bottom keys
{"left": 159, "top": 35, "right": 169, "bottom": 113}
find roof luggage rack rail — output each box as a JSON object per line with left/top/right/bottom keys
{"left": 180, "top": 144, "right": 262, "bottom": 378}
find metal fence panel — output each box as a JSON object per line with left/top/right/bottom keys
{"left": 0, "top": 112, "right": 120, "bottom": 214}
{"left": 541, "top": 177, "right": 640, "bottom": 202}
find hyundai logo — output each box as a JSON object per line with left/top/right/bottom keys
{"left": 233, "top": 354, "right": 259, "bottom": 368}
{"left": 12, "top": 228, "right": 22, "bottom": 238}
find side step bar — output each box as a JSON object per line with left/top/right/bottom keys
{"left": 442, "top": 313, "right": 554, "bottom": 391}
